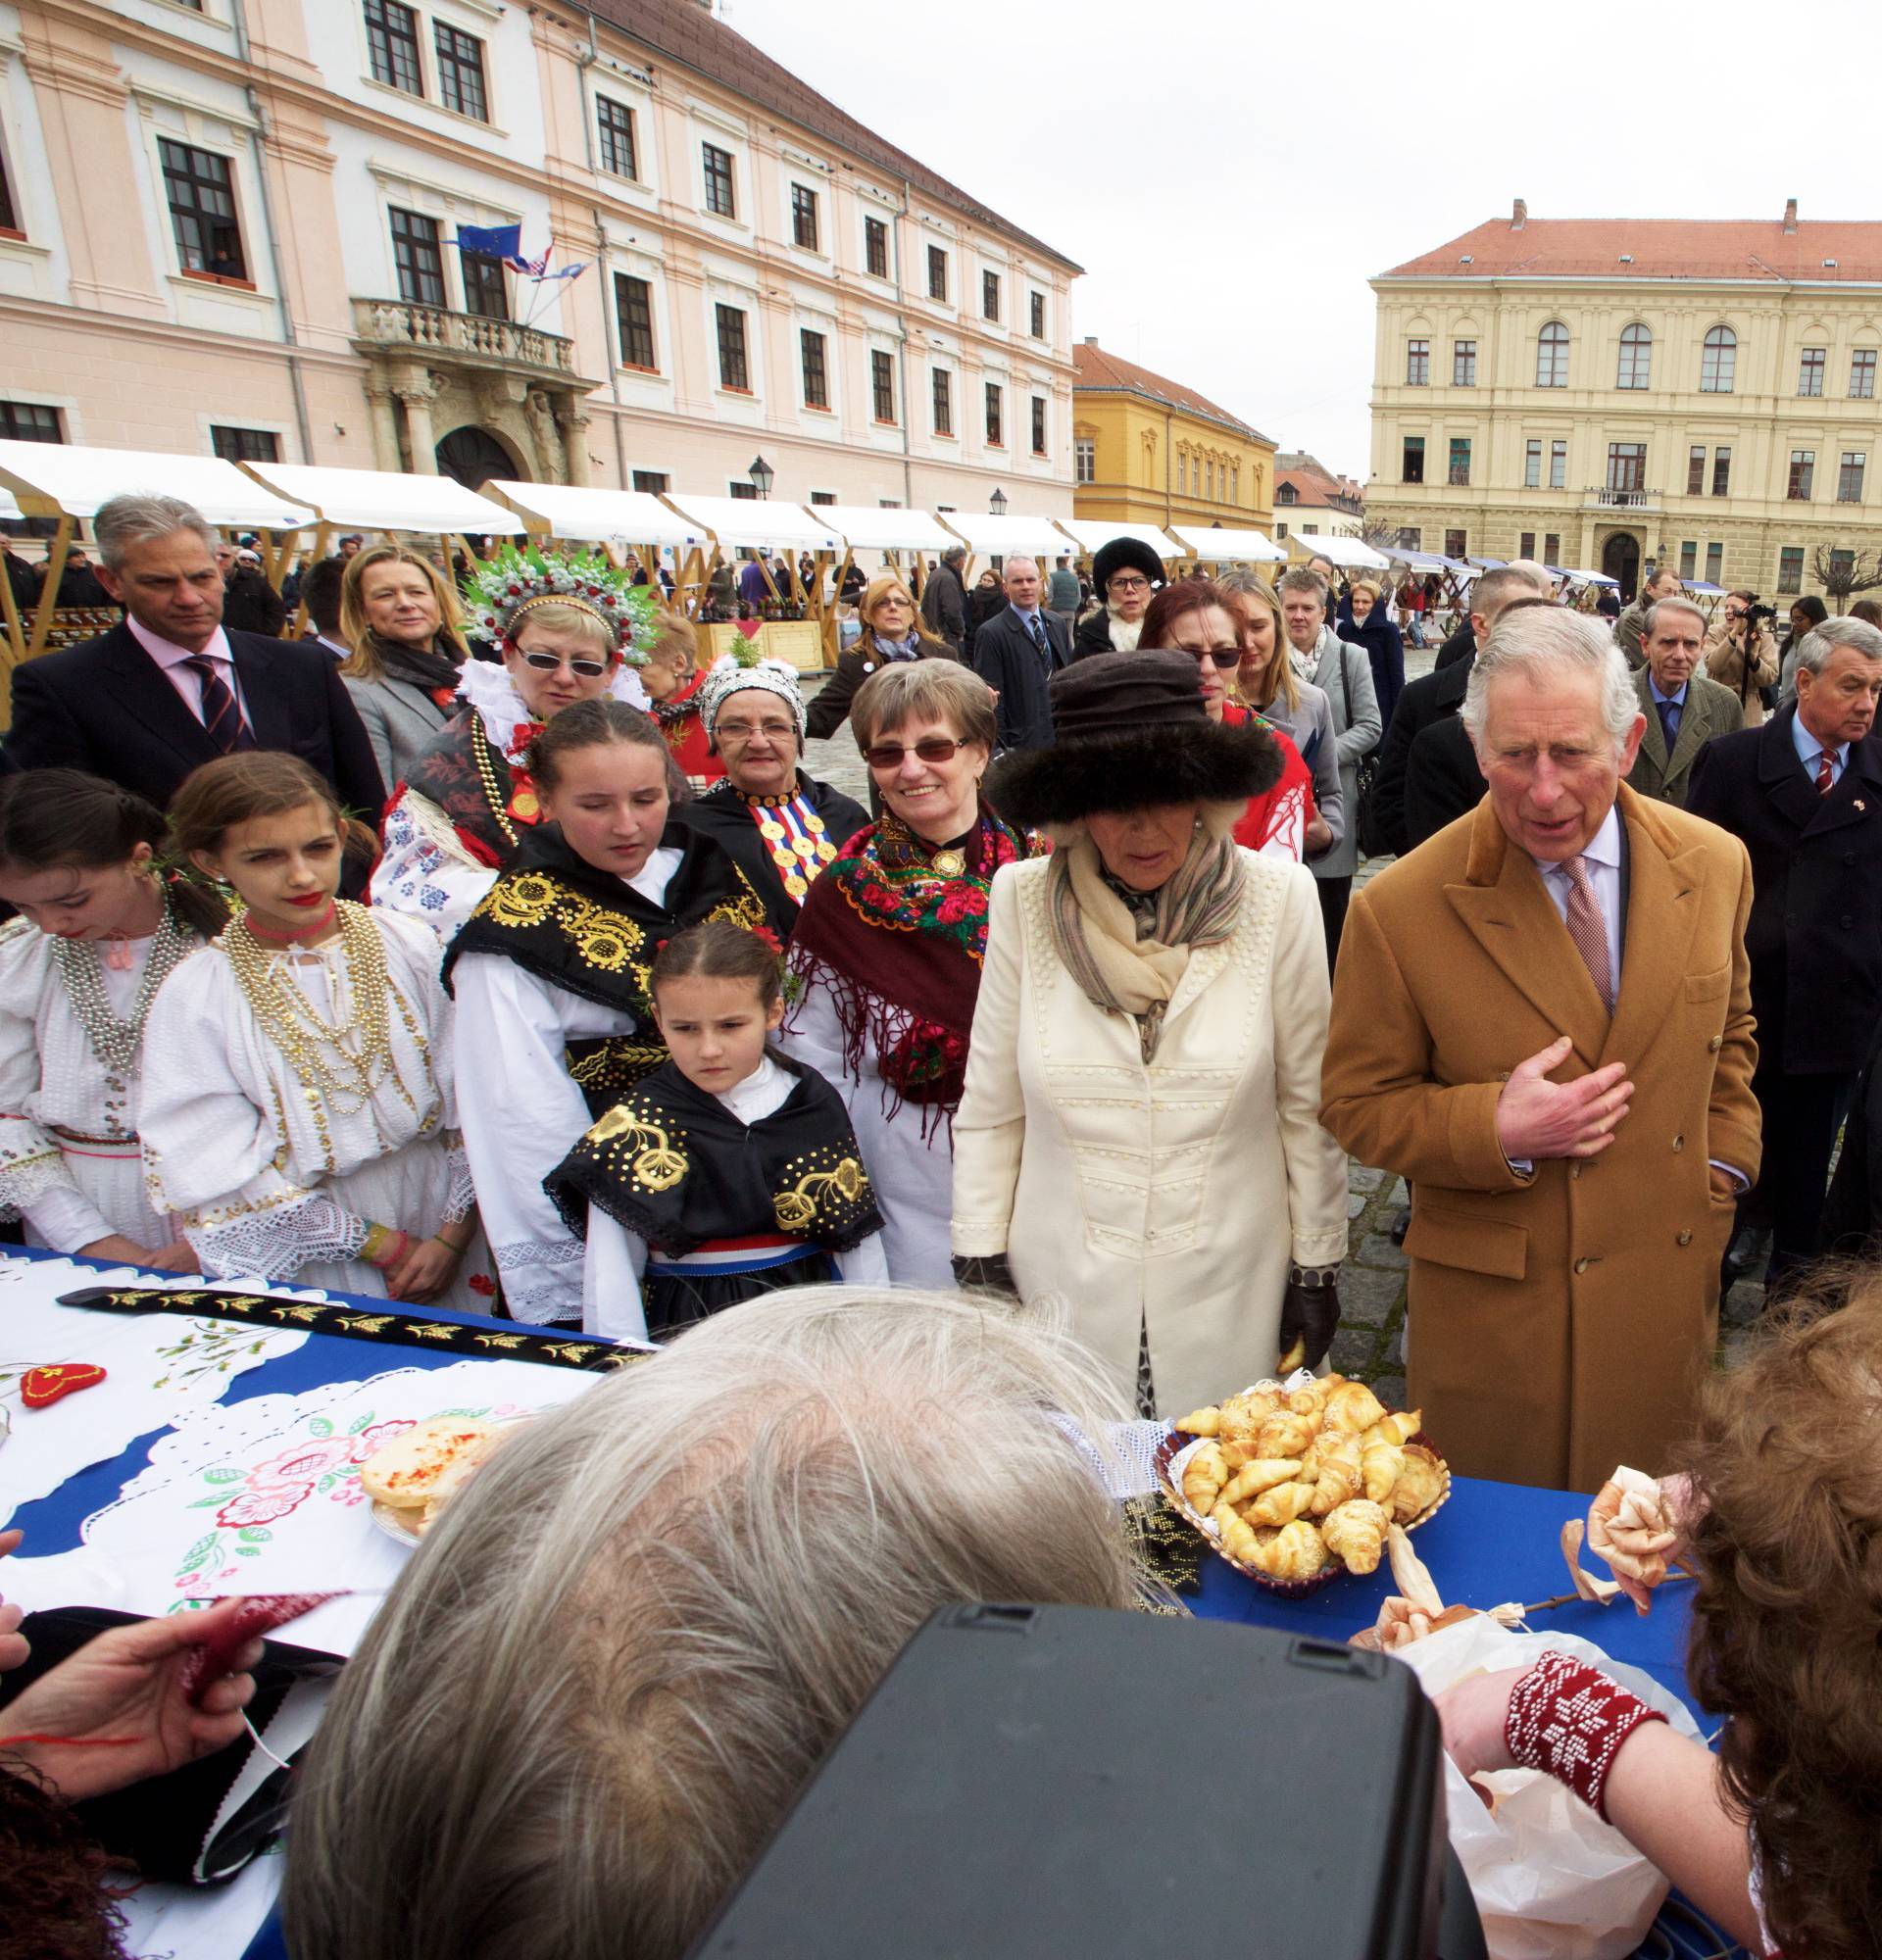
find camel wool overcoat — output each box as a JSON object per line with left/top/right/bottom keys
{"left": 1320, "top": 786, "right": 1759, "bottom": 1492}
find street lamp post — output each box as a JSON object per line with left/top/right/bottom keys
{"left": 748, "top": 455, "right": 774, "bottom": 498}
{"left": 988, "top": 486, "right": 1008, "bottom": 517}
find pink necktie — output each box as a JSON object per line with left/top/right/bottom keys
{"left": 1561, "top": 856, "right": 1613, "bottom": 1012}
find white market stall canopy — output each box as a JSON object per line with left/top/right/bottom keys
{"left": 661, "top": 493, "right": 844, "bottom": 554}
{"left": 486, "top": 481, "right": 705, "bottom": 548}
{"left": 0, "top": 439, "right": 315, "bottom": 529}
{"left": 937, "top": 512, "right": 1076, "bottom": 559}
{"left": 1164, "top": 522, "right": 1284, "bottom": 564}
{"left": 240, "top": 463, "right": 521, "bottom": 536}
{"left": 1559, "top": 566, "right": 1619, "bottom": 589}
{"left": 805, "top": 506, "right": 963, "bottom": 554}
{"left": 1285, "top": 531, "right": 1389, "bottom": 571}
{"left": 1051, "top": 517, "right": 1182, "bottom": 564}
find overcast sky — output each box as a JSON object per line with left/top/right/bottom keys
{"left": 723, "top": 0, "right": 1876, "bottom": 484}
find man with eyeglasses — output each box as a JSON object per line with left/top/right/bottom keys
{"left": 971, "top": 556, "right": 1073, "bottom": 753}
{"left": 1073, "top": 538, "right": 1164, "bottom": 658}
{"left": 674, "top": 657, "right": 868, "bottom": 939}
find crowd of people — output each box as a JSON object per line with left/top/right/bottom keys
{"left": 5, "top": 491, "right": 1882, "bottom": 1955}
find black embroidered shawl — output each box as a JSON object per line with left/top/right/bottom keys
{"left": 403, "top": 708, "right": 532, "bottom": 868}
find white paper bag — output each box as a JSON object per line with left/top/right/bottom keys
{"left": 1387, "top": 1613, "right": 1707, "bottom": 1960}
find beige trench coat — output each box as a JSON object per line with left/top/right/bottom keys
{"left": 1320, "top": 788, "right": 1760, "bottom": 1492}
{"left": 952, "top": 851, "right": 1350, "bottom": 1419}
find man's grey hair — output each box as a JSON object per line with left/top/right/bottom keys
{"left": 1643, "top": 596, "right": 1708, "bottom": 640}
{"left": 1275, "top": 565, "right": 1328, "bottom": 605}
{"left": 92, "top": 493, "right": 217, "bottom": 571}
{"left": 1797, "top": 615, "right": 1882, "bottom": 676}
{"left": 284, "top": 1288, "right": 1139, "bottom": 1960}
{"left": 1003, "top": 554, "right": 1039, "bottom": 580}
{"left": 940, "top": 544, "right": 966, "bottom": 564}
{"left": 1462, "top": 606, "right": 1640, "bottom": 757}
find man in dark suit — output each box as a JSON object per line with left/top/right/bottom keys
{"left": 971, "top": 556, "right": 1071, "bottom": 753}
{"left": 5, "top": 493, "right": 382, "bottom": 816}
{"left": 919, "top": 545, "right": 968, "bottom": 653}
{"left": 1687, "top": 614, "right": 1882, "bottom": 1297}
{"left": 1624, "top": 597, "right": 1743, "bottom": 808}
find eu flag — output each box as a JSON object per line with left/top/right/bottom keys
{"left": 457, "top": 222, "right": 522, "bottom": 261}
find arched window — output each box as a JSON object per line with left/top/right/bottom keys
{"left": 1535, "top": 320, "right": 1569, "bottom": 388}
{"left": 1701, "top": 325, "right": 1737, "bottom": 394}
{"left": 1616, "top": 323, "right": 1652, "bottom": 390}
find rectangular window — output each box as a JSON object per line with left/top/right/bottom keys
{"left": 1447, "top": 436, "right": 1470, "bottom": 486}
{"left": 1679, "top": 540, "right": 1698, "bottom": 580}
{"left": 926, "top": 246, "right": 948, "bottom": 301}
{"left": 982, "top": 270, "right": 1000, "bottom": 320}
{"left": 1853, "top": 350, "right": 1877, "bottom": 399}
{"left": 1706, "top": 542, "right": 1724, "bottom": 585}
{"left": 614, "top": 272, "right": 655, "bottom": 369}
{"left": 1453, "top": 339, "right": 1476, "bottom": 387}
{"left": 1519, "top": 530, "right": 1536, "bottom": 560}
{"left": 1406, "top": 338, "right": 1430, "bottom": 385}
{"left": 1550, "top": 438, "right": 1567, "bottom": 489}
{"left": 870, "top": 349, "right": 895, "bottom": 421}
{"left": 1074, "top": 436, "right": 1095, "bottom": 483}
{"left": 790, "top": 184, "right": 818, "bottom": 252}
{"left": 1544, "top": 531, "right": 1560, "bottom": 562}
{"left": 0, "top": 401, "right": 62, "bottom": 442}
{"left": 1177, "top": 455, "right": 1188, "bottom": 496}
{"left": 1687, "top": 445, "right": 1706, "bottom": 496}
{"left": 433, "top": 22, "right": 487, "bottom": 121}
{"left": 1524, "top": 438, "right": 1541, "bottom": 488}
{"left": 1228, "top": 465, "right": 1239, "bottom": 503}
{"left": 1030, "top": 290, "right": 1046, "bottom": 338}
{"left": 388, "top": 206, "right": 443, "bottom": 308}
{"left": 1840, "top": 451, "right": 1866, "bottom": 503}
{"left": 1799, "top": 346, "right": 1826, "bottom": 396}
{"left": 460, "top": 247, "right": 507, "bottom": 320}
{"left": 1831, "top": 547, "right": 1856, "bottom": 586}
{"left": 800, "top": 329, "right": 829, "bottom": 410}
{"left": 1030, "top": 395, "right": 1047, "bottom": 455}
{"left": 210, "top": 425, "right": 277, "bottom": 464}
{"left": 1777, "top": 545, "right": 1805, "bottom": 593}
{"left": 809, "top": 491, "right": 836, "bottom": 506}
{"left": 364, "top": 0, "right": 422, "bottom": 96}
{"left": 1206, "top": 461, "right": 1216, "bottom": 499}
{"left": 596, "top": 98, "right": 636, "bottom": 179}
{"left": 1712, "top": 447, "right": 1731, "bottom": 497}
{"left": 983, "top": 381, "right": 1002, "bottom": 446}
{"left": 0, "top": 148, "right": 17, "bottom": 233}
{"left": 864, "top": 216, "right": 888, "bottom": 278}
{"left": 931, "top": 368, "right": 952, "bottom": 435}
{"left": 631, "top": 469, "right": 669, "bottom": 493}
{"left": 1401, "top": 434, "right": 1424, "bottom": 483}
{"left": 715, "top": 305, "right": 749, "bottom": 390}
{"left": 159, "top": 138, "right": 246, "bottom": 279}
{"left": 727, "top": 483, "right": 758, "bottom": 501}
{"left": 1789, "top": 449, "right": 1814, "bottom": 500}
{"left": 1398, "top": 527, "right": 1421, "bottom": 551}
{"left": 1607, "top": 441, "right": 1646, "bottom": 494}
{"left": 701, "top": 143, "right": 736, "bottom": 219}
{"left": 1444, "top": 527, "right": 1467, "bottom": 560}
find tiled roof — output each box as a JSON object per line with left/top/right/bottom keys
{"left": 1275, "top": 467, "right": 1361, "bottom": 509}
{"left": 582, "top": 0, "right": 1078, "bottom": 270}
{"left": 1071, "top": 341, "right": 1272, "bottom": 444}
{"left": 1381, "top": 217, "right": 1882, "bottom": 283}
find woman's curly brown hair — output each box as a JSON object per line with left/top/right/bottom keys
{"left": 0, "top": 1765, "right": 129, "bottom": 1959}
{"left": 1676, "top": 1270, "right": 1882, "bottom": 1959}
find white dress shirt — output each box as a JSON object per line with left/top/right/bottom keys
{"left": 1530, "top": 805, "right": 1622, "bottom": 1004}
{"left": 124, "top": 614, "right": 247, "bottom": 724}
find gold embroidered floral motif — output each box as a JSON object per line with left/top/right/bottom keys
{"left": 587, "top": 1102, "right": 689, "bottom": 1191}
{"left": 773, "top": 1156, "right": 867, "bottom": 1232}
{"left": 483, "top": 872, "right": 561, "bottom": 928}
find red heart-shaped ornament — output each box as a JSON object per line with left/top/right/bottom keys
{"left": 21, "top": 1363, "right": 107, "bottom": 1409}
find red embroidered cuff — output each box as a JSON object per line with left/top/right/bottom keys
{"left": 1504, "top": 1649, "right": 1667, "bottom": 1821}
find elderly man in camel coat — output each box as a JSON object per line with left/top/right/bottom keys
{"left": 1321, "top": 609, "right": 1759, "bottom": 1492}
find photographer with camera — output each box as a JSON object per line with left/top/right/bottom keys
{"left": 1704, "top": 590, "right": 1780, "bottom": 725}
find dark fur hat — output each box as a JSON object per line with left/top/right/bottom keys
{"left": 987, "top": 649, "right": 1282, "bottom": 826}
{"left": 1091, "top": 536, "right": 1167, "bottom": 593}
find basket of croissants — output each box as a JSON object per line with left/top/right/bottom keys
{"left": 1156, "top": 1374, "right": 1451, "bottom": 1596}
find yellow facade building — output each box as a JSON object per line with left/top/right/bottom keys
{"left": 1071, "top": 338, "right": 1275, "bottom": 542}
{"left": 1366, "top": 201, "right": 1882, "bottom": 602}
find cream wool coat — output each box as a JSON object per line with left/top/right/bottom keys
{"left": 952, "top": 850, "right": 1350, "bottom": 1418}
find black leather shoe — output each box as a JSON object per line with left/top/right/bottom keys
{"left": 1389, "top": 1204, "right": 1412, "bottom": 1247}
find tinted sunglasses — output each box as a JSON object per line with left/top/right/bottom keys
{"left": 1185, "top": 646, "right": 1242, "bottom": 669}
{"left": 864, "top": 736, "right": 967, "bottom": 769}
{"left": 520, "top": 649, "right": 611, "bottom": 679}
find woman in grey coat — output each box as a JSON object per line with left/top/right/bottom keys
{"left": 1217, "top": 570, "right": 1341, "bottom": 856}
{"left": 338, "top": 545, "right": 469, "bottom": 790}
{"left": 1276, "top": 565, "right": 1380, "bottom": 970}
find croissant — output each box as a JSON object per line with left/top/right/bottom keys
{"left": 1321, "top": 1498, "right": 1389, "bottom": 1575}
{"left": 1298, "top": 1436, "right": 1325, "bottom": 1484}
{"left": 1388, "top": 1444, "right": 1447, "bottom": 1524}
{"left": 1253, "top": 1412, "right": 1316, "bottom": 1460}
{"left": 1323, "top": 1381, "right": 1388, "bottom": 1436}
{"left": 1362, "top": 1441, "right": 1405, "bottom": 1505}
{"left": 1308, "top": 1434, "right": 1363, "bottom": 1517}
{"left": 1287, "top": 1378, "right": 1332, "bottom": 1418}
{"left": 1175, "top": 1404, "right": 1221, "bottom": 1438}
{"left": 1218, "top": 1458, "right": 1303, "bottom": 1507}
{"left": 1242, "top": 1519, "right": 1329, "bottom": 1584}
{"left": 1181, "top": 1442, "right": 1229, "bottom": 1515}
{"left": 1218, "top": 1512, "right": 1266, "bottom": 1569}
{"left": 1374, "top": 1409, "right": 1423, "bottom": 1446}
{"left": 1245, "top": 1479, "right": 1317, "bottom": 1528}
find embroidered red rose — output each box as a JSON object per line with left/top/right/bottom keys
{"left": 468, "top": 1273, "right": 497, "bottom": 1297}
{"left": 936, "top": 888, "right": 988, "bottom": 924}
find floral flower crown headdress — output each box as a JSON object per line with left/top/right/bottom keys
{"left": 462, "top": 545, "right": 658, "bottom": 664}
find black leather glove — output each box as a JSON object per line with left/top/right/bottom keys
{"left": 1277, "top": 1266, "right": 1341, "bottom": 1373}
{"left": 951, "top": 1252, "right": 1018, "bottom": 1298}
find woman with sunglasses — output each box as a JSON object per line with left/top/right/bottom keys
{"left": 805, "top": 573, "right": 957, "bottom": 746}
{"left": 782, "top": 659, "right": 1032, "bottom": 1285}
{"left": 372, "top": 551, "right": 655, "bottom": 938}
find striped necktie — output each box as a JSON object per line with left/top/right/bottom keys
{"left": 1560, "top": 856, "right": 1613, "bottom": 1013}
{"left": 186, "top": 656, "right": 254, "bottom": 754}
{"left": 1027, "top": 612, "right": 1050, "bottom": 659}
{"left": 1815, "top": 748, "right": 1836, "bottom": 795}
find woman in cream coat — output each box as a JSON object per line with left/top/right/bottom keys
{"left": 952, "top": 649, "right": 1351, "bottom": 1421}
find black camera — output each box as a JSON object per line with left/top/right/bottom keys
{"left": 1737, "top": 595, "right": 1777, "bottom": 626}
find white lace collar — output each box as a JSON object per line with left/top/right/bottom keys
{"left": 456, "top": 655, "right": 652, "bottom": 762}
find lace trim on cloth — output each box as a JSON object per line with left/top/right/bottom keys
{"left": 441, "top": 1141, "right": 476, "bottom": 1224}
{"left": 491, "top": 1235, "right": 585, "bottom": 1324}
{"left": 0, "top": 1132, "right": 70, "bottom": 1221}
{"left": 184, "top": 1189, "right": 371, "bottom": 1282}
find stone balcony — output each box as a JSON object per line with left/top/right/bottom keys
{"left": 351, "top": 298, "right": 578, "bottom": 382}
{"left": 1583, "top": 485, "right": 1661, "bottom": 513}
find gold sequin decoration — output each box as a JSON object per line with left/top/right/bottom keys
{"left": 586, "top": 1102, "right": 689, "bottom": 1192}
{"left": 772, "top": 1153, "right": 868, "bottom": 1232}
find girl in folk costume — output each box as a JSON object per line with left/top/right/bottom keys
{"left": 638, "top": 609, "right": 721, "bottom": 793}
{"left": 372, "top": 546, "right": 655, "bottom": 938}
{"left": 781, "top": 661, "right": 1035, "bottom": 1286}
{"left": 445, "top": 701, "right": 770, "bottom": 1326}
{"left": 546, "top": 920, "right": 887, "bottom": 1341}
{"left": 141, "top": 754, "right": 490, "bottom": 1304}
{"left": 0, "top": 770, "right": 229, "bottom": 1265}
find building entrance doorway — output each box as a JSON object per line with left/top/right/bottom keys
{"left": 435, "top": 425, "right": 519, "bottom": 490}
{"left": 1601, "top": 531, "right": 1641, "bottom": 602}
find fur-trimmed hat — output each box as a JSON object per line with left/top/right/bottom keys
{"left": 697, "top": 655, "right": 807, "bottom": 747}
{"left": 1092, "top": 536, "right": 1167, "bottom": 594}
{"left": 987, "top": 650, "right": 1280, "bottom": 826}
